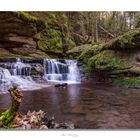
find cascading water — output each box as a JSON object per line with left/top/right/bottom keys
{"left": 0, "top": 58, "right": 81, "bottom": 93}
{"left": 0, "top": 58, "right": 31, "bottom": 76}
{"left": 43, "top": 59, "right": 81, "bottom": 84}
{"left": 0, "top": 58, "right": 47, "bottom": 93}
{"left": 13, "top": 58, "right": 31, "bottom": 76}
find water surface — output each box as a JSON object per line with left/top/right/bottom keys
{"left": 1, "top": 83, "right": 140, "bottom": 129}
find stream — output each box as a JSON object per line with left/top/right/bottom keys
{"left": 1, "top": 83, "right": 140, "bottom": 129}
{"left": 0, "top": 58, "right": 140, "bottom": 129}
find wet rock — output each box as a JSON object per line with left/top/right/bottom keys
{"left": 56, "top": 122, "right": 74, "bottom": 129}
{"left": 31, "top": 64, "right": 44, "bottom": 76}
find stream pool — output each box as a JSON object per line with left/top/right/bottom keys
{"left": 1, "top": 82, "right": 140, "bottom": 129}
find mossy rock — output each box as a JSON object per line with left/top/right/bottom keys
{"left": 14, "top": 12, "right": 38, "bottom": 23}
{"left": 111, "top": 78, "right": 140, "bottom": 86}
{"left": 78, "top": 44, "right": 104, "bottom": 63}
{"left": 87, "top": 50, "right": 130, "bottom": 72}
{"left": 38, "top": 28, "right": 62, "bottom": 53}
{"left": 128, "top": 69, "right": 140, "bottom": 75}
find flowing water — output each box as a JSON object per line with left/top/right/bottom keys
{"left": 43, "top": 59, "right": 80, "bottom": 83}
{"left": 0, "top": 58, "right": 80, "bottom": 93}
{"left": 0, "top": 58, "right": 47, "bottom": 93}
{"left": 0, "top": 58, "right": 140, "bottom": 128}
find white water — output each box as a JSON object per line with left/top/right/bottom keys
{"left": 13, "top": 58, "right": 31, "bottom": 76}
{"left": 0, "top": 58, "right": 81, "bottom": 93}
{"left": 43, "top": 59, "right": 81, "bottom": 84}
{"left": 0, "top": 59, "right": 48, "bottom": 93}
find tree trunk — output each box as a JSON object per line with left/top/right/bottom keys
{"left": 91, "top": 12, "right": 98, "bottom": 44}
{"left": 94, "top": 12, "right": 98, "bottom": 43}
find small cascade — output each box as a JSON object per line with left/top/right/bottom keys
{"left": 13, "top": 58, "right": 31, "bottom": 76}
{"left": 0, "top": 58, "right": 31, "bottom": 76}
{"left": 43, "top": 59, "right": 81, "bottom": 83}
{"left": 0, "top": 58, "right": 46, "bottom": 93}
{"left": 66, "top": 60, "right": 81, "bottom": 82}
{"left": 0, "top": 58, "right": 81, "bottom": 93}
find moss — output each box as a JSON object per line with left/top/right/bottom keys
{"left": 105, "top": 28, "right": 140, "bottom": 49}
{"left": 111, "top": 78, "right": 140, "bottom": 86}
{"left": 38, "top": 28, "right": 63, "bottom": 53}
{"left": 68, "top": 44, "right": 92, "bottom": 54}
{"left": 14, "top": 12, "right": 38, "bottom": 23}
{"left": 118, "top": 30, "right": 139, "bottom": 47}
{"left": 12, "top": 12, "right": 46, "bottom": 33}
{"left": 79, "top": 29, "right": 140, "bottom": 64}
{"left": 44, "top": 13, "right": 59, "bottom": 27}
{"left": 78, "top": 29, "right": 140, "bottom": 78}
{"left": 128, "top": 69, "right": 140, "bottom": 75}
{"left": 0, "top": 105, "right": 15, "bottom": 126}
{"left": 37, "top": 12, "right": 71, "bottom": 57}
{"left": 87, "top": 50, "right": 128, "bottom": 72}
{"left": 78, "top": 44, "right": 103, "bottom": 63}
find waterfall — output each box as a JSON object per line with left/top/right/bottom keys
{"left": 0, "top": 58, "right": 31, "bottom": 76}
{"left": 0, "top": 58, "right": 81, "bottom": 93}
{"left": 9, "top": 58, "right": 31, "bottom": 76}
{"left": 0, "top": 58, "right": 47, "bottom": 93}
{"left": 43, "top": 59, "right": 81, "bottom": 84}
{"left": 13, "top": 58, "right": 31, "bottom": 76}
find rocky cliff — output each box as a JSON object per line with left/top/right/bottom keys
{"left": 0, "top": 12, "right": 77, "bottom": 58}
{"left": 0, "top": 12, "right": 49, "bottom": 58}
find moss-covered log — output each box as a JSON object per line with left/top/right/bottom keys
{"left": 0, "top": 87, "right": 23, "bottom": 127}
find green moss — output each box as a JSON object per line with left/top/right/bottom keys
{"left": 117, "top": 30, "right": 139, "bottom": 47}
{"left": 111, "top": 78, "right": 140, "bottom": 86}
{"left": 14, "top": 12, "right": 38, "bottom": 22}
{"left": 78, "top": 29, "right": 140, "bottom": 77}
{"left": 38, "top": 28, "right": 62, "bottom": 53}
{"left": 106, "top": 28, "right": 140, "bottom": 49}
{"left": 0, "top": 108, "right": 14, "bottom": 126}
{"left": 87, "top": 50, "right": 127, "bottom": 72}
{"left": 79, "top": 29, "right": 140, "bottom": 64}
{"left": 0, "top": 102, "right": 16, "bottom": 127}
{"left": 36, "top": 12, "right": 71, "bottom": 57}
{"left": 78, "top": 44, "right": 103, "bottom": 63}
{"left": 128, "top": 69, "right": 140, "bottom": 75}
{"left": 69, "top": 44, "right": 92, "bottom": 54}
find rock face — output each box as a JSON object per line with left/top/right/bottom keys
{"left": 0, "top": 12, "right": 47, "bottom": 57}
{"left": 79, "top": 29, "right": 140, "bottom": 84}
